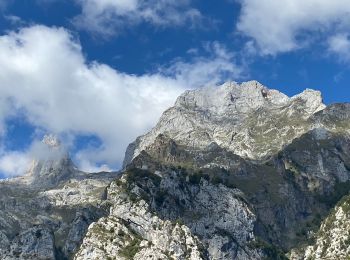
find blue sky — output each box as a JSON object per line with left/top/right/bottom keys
{"left": 0, "top": 0, "right": 349, "bottom": 176}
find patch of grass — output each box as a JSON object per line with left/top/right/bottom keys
{"left": 125, "top": 168, "right": 161, "bottom": 187}
{"left": 119, "top": 238, "right": 141, "bottom": 259}
{"left": 249, "top": 238, "right": 288, "bottom": 260}
{"left": 155, "top": 189, "right": 168, "bottom": 206}
{"left": 174, "top": 218, "right": 184, "bottom": 226}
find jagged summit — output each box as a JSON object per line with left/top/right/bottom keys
{"left": 175, "top": 80, "right": 324, "bottom": 114}
{"left": 291, "top": 88, "right": 325, "bottom": 114}
{"left": 123, "top": 81, "right": 326, "bottom": 167}
{"left": 175, "top": 81, "right": 290, "bottom": 114}
{"left": 16, "top": 134, "right": 76, "bottom": 188}
{"left": 42, "top": 134, "right": 61, "bottom": 148}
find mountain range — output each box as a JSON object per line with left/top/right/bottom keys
{"left": 1, "top": 81, "right": 350, "bottom": 260}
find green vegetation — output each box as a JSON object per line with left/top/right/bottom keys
{"left": 249, "top": 238, "right": 288, "bottom": 260}
{"left": 174, "top": 218, "right": 184, "bottom": 226}
{"left": 118, "top": 225, "right": 144, "bottom": 259}
{"left": 317, "top": 181, "right": 350, "bottom": 207}
{"left": 117, "top": 229, "right": 125, "bottom": 237}
{"left": 154, "top": 189, "right": 168, "bottom": 206}
{"left": 125, "top": 168, "right": 161, "bottom": 187}
{"left": 119, "top": 238, "right": 141, "bottom": 259}
{"left": 188, "top": 172, "right": 202, "bottom": 185}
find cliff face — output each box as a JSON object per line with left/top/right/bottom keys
{"left": 1, "top": 81, "right": 350, "bottom": 260}
{"left": 76, "top": 168, "right": 263, "bottom": 260}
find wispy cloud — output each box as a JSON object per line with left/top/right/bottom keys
{"left": 73, "top": 0, "right": 203, "bottom": 37}
{"left": 162, "top": 42, "right": 245, "bottom": 87}
{"left": 4, "top": 15, "right": 25, "bottom": 26}
{"left": 328, "top": 33, "right": 350, "bottom": 62}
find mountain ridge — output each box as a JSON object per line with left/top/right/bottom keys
{"left": 1, "top": 81, "right": 350, "bottom": 260}
{"left": 123, "top": 80, "right": 327, "bottom": 167}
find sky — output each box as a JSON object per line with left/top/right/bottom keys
{"left": 0, "top": 0, "right": 349, "bottom": 177}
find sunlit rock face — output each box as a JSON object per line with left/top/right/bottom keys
{"left": 76, "top": 169, "right": 263, "bottom": 260}
{"left": 123, "top": 81, "right": 326, "bottom": 167}
{"left": 1, "top": 81, "right": 350, "bottom": 260}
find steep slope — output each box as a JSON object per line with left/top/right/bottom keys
{"left": 0, "top": 135, "right": 117, "bottom": 259}
{"left": 76, "top": 167, "right": 264, "bottom": 260}
{"left": 290, "top": 194, "right": 350, "bottom": 260}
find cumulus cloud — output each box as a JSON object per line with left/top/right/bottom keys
{"left": 328, "top": 33, "right": 350, "bottom": 62}
{"left": 0, "top": 25, "right": 241, "bottom": 172}
{"left": 73, "top": 0, "right": 202, "bottom": 36}
{"left": 236, "top": 0, "right": 350, "bottom": 55}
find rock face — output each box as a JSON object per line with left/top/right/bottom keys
{"left": 1, "top": 81, "right": 350, "bottom": 260}
{"left": 76, "top": 168, "right": 263, "bottom": 260}
{"left": 75, "top": 173, "right": 205, "bottom": 260}
{"left": 123, "top": 81, "right": 326, "bottom": 167}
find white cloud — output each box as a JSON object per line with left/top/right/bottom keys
{"left": 0, "top": 151, "right": 31, "bottom": 177}
{"left": 236, "top": 0, "right": 350, "bottom": 55}
{"left": 76, "top": 158, "right": 113, "bottom": 173}
{"left": 162, "top": 42, "right": 244, "bottom": 87}
{"left": 4, "top": 15, "right": 25, "bottom": 26}
{"left": 73, "top": 0, "right": 202, "bottom": 36}
{"left": 328, "top": 33, "right": 350, "bottom": 62}
{"left": 0, "top": 137, "right": 67, "bottom": 177}
{"left": 0, "top": 25, "right": 241, "bottom": 172}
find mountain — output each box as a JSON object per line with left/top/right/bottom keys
{"left": 18, "top": 134, "right": 76, "bottom": 188}
{"left": 1, "top": 81, "right": 350, "bottom": 260}
{"left": 123, "top": 81, "right": 326, "bottom": 166}
{"left": 77, "top": 81, "right": 350, "bottom": 260}
{"left": 0, "top": 135, "right": 117, "bottom": 259}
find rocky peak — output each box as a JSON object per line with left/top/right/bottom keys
{"left": 42, "top": 134, "right": 61, "bottom": 148}
{"left": 174, "top": 81, "right": 290, "bottom": 115}
{"left": 123, "top": 81, "right": 327, "bottom": 167}
{"left": 0, "top": 133, "right": 115, "bottom": 259}
{"left": 175, "top": 81, "right": 325, "bottom": 116}
{"left": 291, "top": 89, "right": 326, "bottom": 114}
{"left": 22, "top": 134, "right": 76, "bottom": 188}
